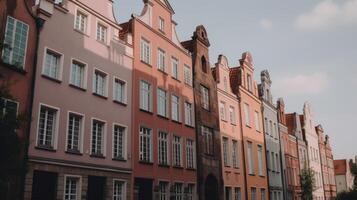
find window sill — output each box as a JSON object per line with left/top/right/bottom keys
{"left": 248, "top": 173, "right": 256, "bottom": 176}
{"left": 172, "top": 77, "right": 181, "bottom": 82}
{"left": 93, "top": 92, "right": 108, "bottom": 99}
{"left": 184, "top": 83, "right": 193, "bottom": 88}
{"left": 186, "top": 167, "right": 196, "bottom": 171}
{"left": 158, "top": 164, "right": 170, "bottom": 168}
{"left": 113, "top": 100, "right": 127, "bottom": 107}
{"left": 140, "top": 60, "right": 152, "bottom": 68}
{"left": 0, "top": 60, "right": 27, "bottom": 74}
{"left": 69, "top": 83, "right": 86, "bottom": 92}
{"left": 245, "top": 124, "right": 252, "bottom": 128}
{"left": 140, "top": 109, "right": 153, "bottom": 115}
{"left": 157, "top": 68, "right": 168, "bottom": 75}
{"left": 172, "top": 120, "right": 182, "bottom": 125}
{"left": 157, "top": 115, "right": 169, "bottom": 120}
{"left": 74, "top": 28, "right": 89, "bottom": 37}
{"left": 35, "top": 146, "right": 56, "bottom": 152}
{"left": 65, "top": 150, "right": 82, "bottom": 156}
{"left": 42, "top": 74, "right": 62, "bottom": 83}
{"left": 139, "top": 161, "right": 154, "bottom": 165}
{"left": 113, "top": 157, "right": 127, "bottom": 162}
{"left": 90, "top": 154, "right": 105, "bottom": 159}
{"left": 185, "top": 124, "right": 195, "bottom": 129}
{"left": 96, "top": 39, "right": 109, "bottom": 47}
{"left": 173, "top": 165, "right": 184, "bottom": 169}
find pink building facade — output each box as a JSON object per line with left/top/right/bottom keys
{"left": 214, "top": 55, "right": 246, "bottom": 200}
{"left": 121, "top": 0, "right": 197, "bottom": 199}
{"left": 25, "top": 0, "right": 133, "bottom": 199}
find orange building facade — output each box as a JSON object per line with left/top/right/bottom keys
{"left": 214, "top": 55, "right": 246, "bottom": 200}
{"left": 121, "top": 0, "right": 197, "bottom": 199}
{"left": 231, "top": 52, "right": 268, "bottom": 200}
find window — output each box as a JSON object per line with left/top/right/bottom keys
{"left": 173, "top": 136, "right": 182, "bottom": 167}
{"left": 251, "top": 188, "right": 256, "bottom": 200}
{"left": 275, "top": 153, "right": 280, "bottom": 173}
{"left": 2, "top": 16, "right": 28, "bottom": 69}
{"left": 232, "top": 140, "right": 239, "bottom": 168}
{"left": 274, "top": 123, "right": 277, "bottom": 138}
{"left": 140, "top": 80, "right": 151, "bottom": 112}
{"left": 43, "top": 49, "right": 61, "bottom": 80}
{"left": 171, "top": 57, "right": 179, "bottom": 80}
{"left": 225, "top": 187, "right": 232, "bottom": 200}
{"left": 157, "top": 49, "right": 166, "bottom": 71}
{"left": 258, "top": 145, "right": 264, "bottom": 176}
{"left": 173, "top": 183, "right": 183, "bottom": 200}
{"left": 113, "top": 180, "right": 126, "bottom": 200}
{"left": 184, "top": 65, "right": 192, "bottom": 86}
{"left": 247, "top": 141, "right": 254, "bottom": 174}
{"left": 223, "top": 137, "right": 229, "bottom": 166}
{"left": 201, "top": 85, "right": 209, "bottom": 110}
{"left": 271, "top": 152, "right": 275, "bottom": 172}
{"left": 186, "top": 184, "right": 195, "bottom": 200}
{"left": 158, "top": 131, "right": 169, "bottom": 165}
{"left": 139, "top": 126, "right": 152, "bottom": 162}
{"left": 64, "top": 176, "right": 81, "bottom": 200}
{"left": 269, "top": 121, "right": 273, "bottom": 136}
{"left": 67, "top": 113, "right": 82, "bottom": 153}
{"left": 96, "top": 23, "right": 107, "bottom": 43}
{"left": 247, "top": 74, "right": 252, "bottom": 92}
{"left": 91, "top": 120, "right": 105, "bottom": 156}
{"left": 75, "top": 11, "right": 87, "bottom": 33}
{"left": 159, "top": 17, "right": 165, "bottom": 32}
{"left": 202, "top": 126, "right": 213, "bottom": 155}
{"left": 229, "top": 106, "right": 236, "bottom": 124}
{"left": 264, "top": 118, "right": 268, "bottom": 134}
{"left": 113, "top": 78, "right": 126, "bottom": 104}
{"left": 244, "top": 103, "right": 250, "bottom": 127}
{"left": 267, "top": 151, "right": 270, "bottom": 170}
{"left": 234, "top": 187, "right": 241, "bottom": 200}
{"left": 113, "top": 125, "right": 126, "bottom": 160}
{"left": 140, "top": 38, "right": 151, "bottom": 64}
{"left": 158, "top": 181, "right": 169, "bottom": 200}
{"left": 254, "top": 111, "right": 260, "bottom": 131}
{"left": 184, "top": 102, "right": 194, "bottom": 127}
{"left": 157, "top": 88, "right": 168, "bottom": 117}
{"left": 0, "top": 98, "right": 18, "bottom": 118}
{"left": 261, "top": 189, "right": 266, "bottom": 200}
{"left": 201, "top": 56, "right": 207, "bottom": 73}
{"left": 171, "top": 95, "right": 180, "bottom": 122}
{"left": 37, "top": 105, "right": 58, "bottom": 149}
{"left": 70, "top": 60, "right": 86, "bottom": 89}
{"left": 186, "top": 139, "right": 195, "bottom": 169}
{"left": 220, "top": 102, "right": 226, "bottom": 121}
{"left": 93, "top": 70, "right": 107, "bottom": 97}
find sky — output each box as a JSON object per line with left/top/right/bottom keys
{"left": 114, "top": 0, "right": 357, "bottom": 160}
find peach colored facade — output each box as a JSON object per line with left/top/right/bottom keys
{"left": 214, "top": 55, "right": 246, "bottom": 200}
{"left": 121, "top": 0, "right": 197, "bottom": 199}
{"left": 25, "top": 0, "right": 133, "bottom": 199}
{"left": 231, "top": 52, "right": 268, "bottom": 200}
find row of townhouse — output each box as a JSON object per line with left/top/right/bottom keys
{"left": 0, "top": 0, "right": 338, "bottom": 200}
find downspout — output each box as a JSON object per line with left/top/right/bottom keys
{"left": 237, "top": 92, "right": 249, "bottom": 200}
{"left": 22, "top": 0, "right": 44, "bottom": 199}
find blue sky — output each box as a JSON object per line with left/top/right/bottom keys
{"left": 114, "top": 0, "right": 357, "bottom": 159}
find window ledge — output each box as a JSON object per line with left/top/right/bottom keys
{"left": 157, "top": 115, "right": 169, "bottom": 120}
{"left": 186, "top": 167, "right": 196, "bottom": 171}
{"left": 140, "top": 60, "right": 152, "bottom": 68}
{"left": 0, "top": 60, "right": 27, "bottom": 74}
{"left": 139, "top": 161, "right": 154, "bottom": 165}
{"left": 74, "top": 28, "right": 89, "bottom": 37}
{"left": 172, "top": 77, "right": 181, "bottom": 82}
{"left": 113, "top": 157, "right": 127, "bottom": 162}
{"left": 90, "top": 154, "right": 105, "bottom": 159}
{"left": 113, "top": 100, "right": 127, "bottom": 107}
{"left": 172, "top": 120, "right": 182, "bottom": 125}
{"left": 158, "top": 164, "right": 170, "bottom": 168}
{"left": 69, "top": 83, "right": 86, "bottom": 92}
{"left": 35, "top": 146, "right": 56, "bottom": 152}
{"left": 65, "top": 150, "right": 82, "bottom": 156}
{"left": 42, "top": 74, "right": 62, "bottom": 83}
{"left": 140, "top": 109, "right": 153, "bottom": 115}
{"left": 185, "top": 124, "right": 195, "bottom": 129}
{"left": 248, "top": 173, "right": 256, "bottom": 176}
{"left": 93, "top": 92, "right": 108, "bottom": 99}
{"left": 157, "top": 68, "right": 168, "bottom": 75}
{"left": 173, "top": 165, "right": 184, "bottom": 169}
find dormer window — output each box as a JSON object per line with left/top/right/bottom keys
{"left": 159, "top": 17, "right": 165, "bottom": 33}
{"left": 247, "top": 74, "right": 252, "bottom": 92}
{"left": 201, "top": 56, "right": 207, "bottom": 73}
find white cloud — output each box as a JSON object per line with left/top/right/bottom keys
{"left": 274, "top": 72, "right": 329, "bottom": 96}
{"left": 295, "top": 0, "right": 357, "bottom": 31}
{"left": 260, "top": 19, "right": 273, "bottom": 30}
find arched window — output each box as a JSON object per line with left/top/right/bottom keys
{"left": 201, "top": 56, "right": 207, "bottom": 73}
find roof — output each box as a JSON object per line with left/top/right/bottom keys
{"left": 334, "top": 159, "right": 347, "bottom": 175}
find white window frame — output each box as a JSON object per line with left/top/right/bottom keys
{"left": 186, "top": 183, "right": 196, "bottom": 200}
{"left": 1, "top": 16, "right": 29, "bottom": 69}
{"left": 258, "top": 145, "right": 264, "bottom": 176}
{"left": 247, "top": 141, "right": 254, "bottom": 175}
{"left": 96, "top": 21, "right": 108, "bottom": 44}
{"left": 63, "top": 175, "right": 82, "bottom": 200}
{"left": 244, "top": 103, "right": 250, "bottom": 127}
{"left": 0, "top": 97, "right": 19, "bottom": 117}
{"left": 42, "top": 47, "right": 64, "bottom": 81}
{"left": 113, "top": 77, "right": 127, "bottom": 104}
{"left": 184, "top": 101, "right": 194, "bottom": 127}
{"left": 159, "top": 17, "right": 165, "bottom": 32}
{"left": 232, "top": 140, "right": 239, "bottom": 168}
{"left": 184, "top": 65, "right": 192, "bottom": 86}
{"left": 158, "top": 130, "right": 169, "bottom": 166}
{"left": 201, "top": 85, "right": 210, "bottom": 110}
{"left": 157, "top": 88, "right": 168, "bottom": 117}
{"left": 202, "top": 126, "right": 214, "bottom": 155}
{"left": 112, "top": 123, "right": 128, "bottom": 160}
{"left": 139, "top": 126, "right": 153, "bottom": 163}
{"left": 113, "top": 179, "right": 127, "bottom": 200}
{"left": 223, "top": 137, "right": 230, "bottom": 166}
{"left": 90, "top": 118, "right": 107, "bottom": 157}
{"left": 220, "top": 101, "right": 227, "bottom": 121}
{"left": 171, "top": 94, "right": 180, "bottom": 122}
{"left": 254, "top": 111, "right": 260, "bottom": 132}
{"left": 74, "top": 8, "right": 89, "bottom": 34}
{"left": 36, "top": 103, "right": 60, "bottom": 150}
{"left": 172, "top": 135, "right": 182, "bottom": 167}
{"left": 186, "top": 139, "right": 196, "bottom": 169}
{"left": 140, "top": 38, "right": 151, "bottom": 64}
{"left": 157, "top": 48, "right": 166, "bottom": 72}
{"left": 65, "top": 111, "right": 85, "bottom": 153}
{"left": 158, "top": 181, "right": 170, "bottom": 200}
{"left": 140, "top": 80, "right": 152, "bottom": 112}
{"left": 171, "top": 57, "right": 179, "bottom": 80}
{"left": 173, "top": 182, "right": 184, "bottom": 200}
{"left": 70, "top": 58, "right": 87, "bottom": 89}
{"left": 229, "top": 106, "right": 236, "bottom": 125}
{"left": 92, "top": 68, "right": 108, "bottom": 97}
